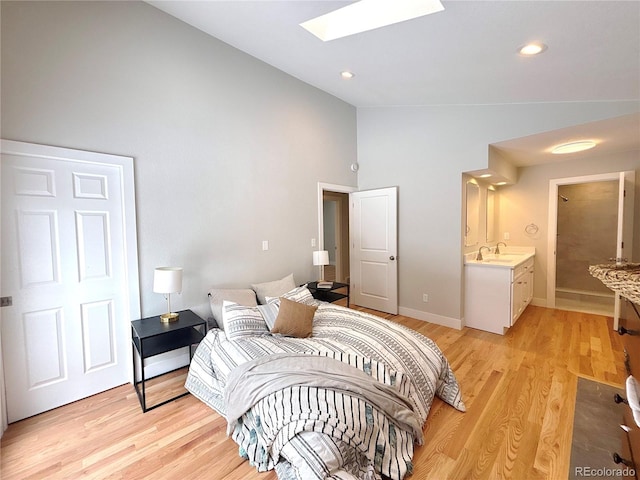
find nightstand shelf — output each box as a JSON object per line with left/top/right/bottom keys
{"left": 131, "top": 309, "right": 205, "bottom": 412}
{"left": 307, "top": 281, "right": 350, "bottom": 307}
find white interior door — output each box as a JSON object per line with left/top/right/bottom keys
{"left": 350, "top": 187, "right": 398, "bottom": 314}
{"left": 1, "top": 140, "right": 140, "bottom": 422}
{"left": 614, "top": 171, "right": 635, "bottom": 329}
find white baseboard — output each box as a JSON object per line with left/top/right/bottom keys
{"left": 398, "top": 306, "right": 462, "bottom": 330}
{"left": 530, "top": 297, "right": 546, "bottom": 308}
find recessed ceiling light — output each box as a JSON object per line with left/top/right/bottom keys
{"left": 495, "top": 182, "right": 508, "bottom": 186}
{"left": 341, "top": 71, "right": 355, "bottom": 79}
{"left": 551, "top": 140, "right": 597, "bottom": 154}
{"left": 478, "top": 173, "right": 492, "bottom": 178}
{"left": 519, "top": 43, "right": 547, "bottom": 56}
{"left": 300, "top": 0, "right": 445, "bottom": 42}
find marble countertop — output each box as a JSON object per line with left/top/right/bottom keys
{"left": 589, "top": 263, "right": 640, "bottom": 304}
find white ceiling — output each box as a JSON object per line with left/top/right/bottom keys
{"left": 148, "top": 0, "right": 640, "bottom": 166}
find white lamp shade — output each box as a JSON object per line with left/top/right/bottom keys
{"left": 313, "top": 250, "right": 329, "bottom": 266}
{"left": 153, "top": 267, "right": 183, "bottom": 294}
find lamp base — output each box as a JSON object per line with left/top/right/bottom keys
{"left": 160, "top": 312, "right": 179, "bottom": 323}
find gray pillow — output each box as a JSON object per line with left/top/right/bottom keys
{"left": 208, "top": 288, "right": 257, "bottom": 328}
{"left": 251, "top": 273, "right": 296, "bottom": 304}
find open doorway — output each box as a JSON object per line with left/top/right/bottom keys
{"left": 317, "top": 183, "right": 356, "bottom": 284}
{"left": 547, "top": 171, "right": 635, "bottom": 321}
{"left": 555, "top": 181, "right": 618, "bottom": 315}
{"left": 323, "top": 191, "right": 350, "bottom": 282}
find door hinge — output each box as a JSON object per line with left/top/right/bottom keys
{"left": 0, "top": 296, "right": 13, "bottom": 307}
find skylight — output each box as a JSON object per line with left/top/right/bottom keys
{"left": 300, "top": 0, "right": 445, "bottom": 42}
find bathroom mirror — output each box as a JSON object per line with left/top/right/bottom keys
{"left": 465, "top": 181, "right": 480, "bottom": 247}
{"left": 486, "top": 188, "right": 496, "bottom": 242}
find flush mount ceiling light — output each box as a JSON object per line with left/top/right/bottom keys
{"left": 300, "top": 0, "right": 445, "bottom": 42}
{"left": 341, "top": 71, "right": 355, "bottom": 79}
{"left": 518, "top": 43, "right": 547, "bottom": 56}
{"left": 551, "top": 140, "right": 597, "bottom": 154}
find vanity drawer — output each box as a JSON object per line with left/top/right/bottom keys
{"left": 513, "top": 258, "right": 534, "bottom": 280}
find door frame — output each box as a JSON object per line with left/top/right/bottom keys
{"left": 547, "top": 171, "right": 634, "bottom": 326}
{"left": 0, "top": 140, "right": 141, "bottom": 425}
{"left": 317, "top": 183, "right": 357, "bottom": 276}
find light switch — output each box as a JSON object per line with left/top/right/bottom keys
{"left": 262, "top": 240, "right": 269, "bottom": 251}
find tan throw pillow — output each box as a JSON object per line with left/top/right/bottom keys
{"left": 271, "top": 297, "right": 317, "bottom": 338}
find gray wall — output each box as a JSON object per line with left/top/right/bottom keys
{"left": 357, "top": 103, "right": 639, "bottom": 324}
{"left": 3, "top": 1, "right": 640, "bottom": 328}
{"left": 1, "top": 1, "right": 357, "bottom": 319}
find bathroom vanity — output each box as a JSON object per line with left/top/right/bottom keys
{"left": 464, "top": 248, "right": 535, "bottom": 335}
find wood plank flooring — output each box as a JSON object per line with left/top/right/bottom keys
{"left": 0, "top": 305, "right": 626, "bottom": 479}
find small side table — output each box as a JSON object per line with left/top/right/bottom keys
{"left": 131, "top": 309, "right": 206, "bottom": 412}
{"left": 307, "top": 281, "right": 350, "bottom": 307}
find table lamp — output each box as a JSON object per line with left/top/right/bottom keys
{"left": 153, "top": 267, "right": 183, "bottom": 322}
{"left": 313, "top": 250, "right": 329, "bottom": 282}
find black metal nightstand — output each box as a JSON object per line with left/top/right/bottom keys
{"left": 307, "top": 281, "right": 350, "bottom": 307}
{"left": 131, "top": 309, "right": 206, "bottom": 412}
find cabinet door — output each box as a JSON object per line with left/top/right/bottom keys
{"left": 620, "top": 407, "right": 640, "bottom": 478}
{"left": 525, "top": 269, "right": 534, "bottom": 304}
{"left": 622, "top": 299, "right": 640, "bottom": 377}
{"left": 511, "top": 278, "right": 525, "bottom": 325}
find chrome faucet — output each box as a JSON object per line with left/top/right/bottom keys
{"left": 495, "top": 242, "right": 507, "bottom": 255}
{"left": 476, "top": 246, "right": 491, "bottom": 261}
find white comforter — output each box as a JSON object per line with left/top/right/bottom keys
{"left": 186, "top": 302, "right": 465, "bottom": 480}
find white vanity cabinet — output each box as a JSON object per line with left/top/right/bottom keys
{"left": 464, "top": 254, "right": 535, "bottom": 335}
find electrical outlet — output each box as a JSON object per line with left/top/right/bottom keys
{"left": 422, "top": 293, "right": 429, "bottom": 303}
{"left": 311, "top": 238, "right": 316, "bottom": 247}
{"left": 504, "top": 232, "right": 510, "bottom": 240}
{"left": 0, "top": 296, "right": 13, "bottom": 307}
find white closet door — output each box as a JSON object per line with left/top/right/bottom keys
{"left": 1, "top": 141, "right": 140, "bottom": 422}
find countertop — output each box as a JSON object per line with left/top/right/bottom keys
{"left": 464, "top": 247, "right": 535, "bottom": 268}
{"left": 589, "top": 263, "right": 640, "bottom": 304}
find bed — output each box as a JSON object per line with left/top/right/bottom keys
{"left": 186, "top": 284, "right": 465, "bottom": 480}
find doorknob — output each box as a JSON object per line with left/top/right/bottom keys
{"left": 389, "top": 256, "right": 396, "bottom": 261}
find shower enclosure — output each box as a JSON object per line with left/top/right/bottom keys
{"left": 548, "top": 171, "right": 635, "bottom": 322}
{"left": 555, "top": 181, "right": 618, "bottom": 315}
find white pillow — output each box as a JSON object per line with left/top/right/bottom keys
{"left": 267, "top": 285, "right": 317, "bottom": 306}
{"left": 256, "top": 303, "right": 279, "bottom": 330}
{"left": 251, "top": 273, "right": 296, "bottom": 304}
{"left": 222, "top": 301, "right": 269, "bottom": 341}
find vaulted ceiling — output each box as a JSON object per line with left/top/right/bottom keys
{"left": 149, "top": 1, "right": 640, "bottom": 165}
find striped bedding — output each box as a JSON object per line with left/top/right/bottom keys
{"left": 186, "top": 302, "right": 465, "bottom": 480}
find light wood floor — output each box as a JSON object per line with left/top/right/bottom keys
{"left": 0, "top": 305, "right": 626, "bottom": 479}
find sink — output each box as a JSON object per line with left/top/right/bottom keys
{"left": 464, "top": 248, "right": 535, "bottom": 266}
{"left": 482, "top": 258, "right": 516, "bottom": 264}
